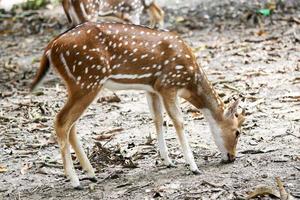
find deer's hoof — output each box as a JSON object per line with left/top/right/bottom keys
{"left": 88, "top": 177, "right": 97, "bottom": 183}
{"left": 74, "top": 185, "right": 84, "bottom": 190}
{"left": 191, "top": 169, "right": 202, "bottom": 175}
{"left": 80, "top": 177, "right": 97, "bottom": 183}
{"left": 167, "top": 163, "right": 176, "bottom": 168}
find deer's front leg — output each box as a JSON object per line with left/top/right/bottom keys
{"left": 146, "top": 92, "right": 174, "bottom": 167}
{"left": 160, "top": 89, "right": 201, "bottom": 174}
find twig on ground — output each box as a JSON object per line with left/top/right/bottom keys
{"left": 277, "top": 16, "right": 300, "bottom": 24}
{"left": 202, "top": 180, "right": 226, "bottom": 189}
{"left": 35, "top": 161, "right": 63, "bottom": 169}
{"left": 240, "top": 148, "right": 278, "bottom": 154}
{"left": 223, "top": 84, "right": 241, "bottom": 92}
{"left": 275, "top": 177, "right": 291, "bottom": 200}
{"left": 93, "top": 128, "right": 124, "bottom": 141}
{"left": 125, "top": 182, "right": 152, "bottom": 194}
{"left": 244, "top": 35, "right": 280, "bottom": 43}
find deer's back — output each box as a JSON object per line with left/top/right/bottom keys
{"left": 48, "top": 22, "right": 197, "bottom": 91}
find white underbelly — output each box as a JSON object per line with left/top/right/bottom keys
{"left": 103, "top": 79, "right": 155, "bottom": 92}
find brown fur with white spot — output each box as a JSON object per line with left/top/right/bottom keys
{"left": 62, "top": 0, "right": 164, "bottom": 28}
{"left": 31, "top": 22, "right": 245, "bottom": 189}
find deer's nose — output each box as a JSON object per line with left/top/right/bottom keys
{"left": 227, "top": 153, "right": 236, "bottom": 162}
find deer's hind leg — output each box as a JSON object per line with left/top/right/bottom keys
{"left": 55, "top": 87, "right": 101, "bottom": 189}
{"left": 69, "top": 125, "right": 97, "bottom": 182}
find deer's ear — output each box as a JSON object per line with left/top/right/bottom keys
{"left": 224, "top": 98, "right": 240, "bottom": 119}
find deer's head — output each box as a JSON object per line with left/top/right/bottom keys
{"left": 217, "top": 99, "right": 246, "bottom": 162}
{"left": 203, "top": 98, "right": 246, "bottom": 163}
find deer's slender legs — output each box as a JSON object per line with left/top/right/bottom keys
{"left": 148, "top": 2, "right": 164, "bottom": 28}
{"left": 69, "top": 125, "right": 96, "bottom": 181}
{"left": 55, "top": 88, "right": 100, "bottom": 188}
{"left": 160, "top": 89, "right": 200, "bottom": 174}
{"left": 146, "top": 92, "right": 173, "bottom": 166}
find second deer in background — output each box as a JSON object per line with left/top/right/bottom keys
{"left": 62, "top": 0, "right": 164, "bottom": 28}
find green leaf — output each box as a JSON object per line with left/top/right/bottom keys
{"left": 257, "top": 9, "right": 271, "bottom": 16}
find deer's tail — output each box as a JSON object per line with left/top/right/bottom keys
{"left": 30, "top": 51, "right": 50, "bottom": 92}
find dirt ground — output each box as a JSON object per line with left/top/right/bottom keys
{"left": 0, "top": 1, "right": 300, "bottom": 200}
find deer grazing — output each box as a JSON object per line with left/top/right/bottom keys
{"left": 31, "top": 22, "right": 245, "bottom": 189}
{"left": 62, "top": 0, "right": 164, "bottom": 28}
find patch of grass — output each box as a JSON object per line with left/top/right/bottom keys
{"left": 20, "top": 0, "right": 61, "bottom": 10}
{"left": 22, "top": 0, "right": 48, "bottom": 10}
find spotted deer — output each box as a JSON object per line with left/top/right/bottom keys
{"left": 62, "top": 0, "right": 164, "bottom": 28}
{"left": 31, "top": 22, "right": 245, "bottom": 189}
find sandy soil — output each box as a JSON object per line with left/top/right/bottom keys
{"left": 0, "top": 1, "right": 299, "bottom": 200}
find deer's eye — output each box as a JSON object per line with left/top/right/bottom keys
{"left": 235, "top": 130, "right": 241, "bottom": 138}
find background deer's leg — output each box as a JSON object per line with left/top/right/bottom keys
{"left": 160, "top": 89, "right": 201, "bottom": 174}
{"left": 148, "top": 2, "right": 164, "bottom": 28}
{"left": 146, "top": 92, "right": 174, "bottom": 167}
{"left": 55, "top": 88, "right": 100, "bottom": 188}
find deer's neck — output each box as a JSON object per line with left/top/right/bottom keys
{"left": 187, "top": 71, "right": 225, "bottom": 121}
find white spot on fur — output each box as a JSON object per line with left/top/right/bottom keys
{"left": 175, "top": 65, "right": 184, "bottom": 70}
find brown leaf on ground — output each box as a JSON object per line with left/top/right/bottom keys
{"left": 93, "top": 128, "right": 124, "bottom": 141}
{"left": 0, "top": 165, "right": 8, "bottom": 173}
{"left": 20, "top": 163, "right": 32, "bottom": 175}
{"left": 246, "top": 186, "right": 280, "bottom": 199}
{"left": 89, "top": 142, "right": 137, "bottom": 169}
{"left": 97, "top": 93, "right": 121, "bottom": 103}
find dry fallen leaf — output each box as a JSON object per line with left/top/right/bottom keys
{"left": 246, "top": 186, "right": 280, "bottom": 199}
{"left": 93, "top": 128, "right": 124, "bottom": 141}
{"left": 97, "top": 93, "right": 121, "bottom": 103}
{"left": 257, "top": 29, "right": 268, "bottom": 36}
{"left": 0, "top": 165, "right": 8, "bottom": 173}
{"left": 21, "top": 163, "right": 32, "bottom": 175}
{"left": 175, "top": 16, "right": 185, "bottom": 23}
